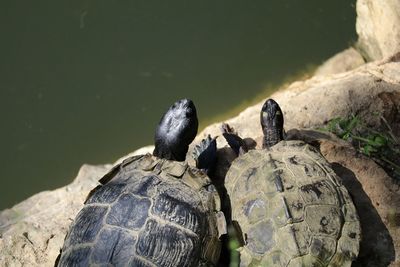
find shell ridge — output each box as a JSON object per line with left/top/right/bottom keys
{"left": 59, "top": 243, "right": 93, "bottom": 257}
{"left": 84, "top": 203, "right": 113, "bottom": 208}
{"left": 281, "top": 152, "right": 298, "bottom": 188}
{"left": 128, "top": 253, "right": 158, "bottom": 267}
{"left": 225, "top": 152, "right": 251, "bottom": 193}
{"left": 86, "top": 206, "right": 110, "bottom": 264}
{"left": 149, "top": 194, "right": 202, "bottom": 237}
{"left": 100, "top": 224, "right": 139, "bottom": 237}
{"left": 232, "top": 150, "right": 265, "bottom": 191}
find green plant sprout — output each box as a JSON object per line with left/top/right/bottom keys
{"left": 322, "top": 114, "right": 400, "bottom": 179}
{"left": 228, "top": 226, "right": 240, "bottom": 267}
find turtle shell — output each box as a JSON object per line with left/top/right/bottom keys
{"left": 225, "top": 140, "right": 361, "bottom": 267}
{"left": 57, "top": 154, "right": 222, "bottom": 267}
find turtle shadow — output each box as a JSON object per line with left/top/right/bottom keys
{"left": 330, "top": 163, "right": 395, "bottom": 267}
{"left": 210, "top": 147, "right": 237, "bottom": 267}
{"left": 210, "top": 139, "right": 256, "bottom": 267}
{"left": 285, "top": 128, "right": 338, "bottom": 149}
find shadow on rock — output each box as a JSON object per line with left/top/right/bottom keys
{"left": 210, "top": 147, "right": 237, "bottom": 267}
{"left": 331, "top": 163, "right": 395, "bottom": 267}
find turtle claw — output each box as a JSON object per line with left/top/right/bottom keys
{"left": 193, "top": 135, "right": 217, "bottom": 171}
{"left": 221, "top": 123, "right": 247, "bottom": 156}
{"left": 221, "top": 123, "right": 237, "bottom": 135}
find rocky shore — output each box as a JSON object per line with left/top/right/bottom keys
{"left": 1, "top": 0, "right": 400, "bottom": 266}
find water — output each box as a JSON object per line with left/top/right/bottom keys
{"left": 0, "top": 0, "right": 356, "bottom": 210}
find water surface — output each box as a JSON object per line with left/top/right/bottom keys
{"left": 0, "top": 0, "right": 356, "bottom": 209}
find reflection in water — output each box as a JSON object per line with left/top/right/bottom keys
{"left": 0, "top": 0, "right": 356, "bottom": 209}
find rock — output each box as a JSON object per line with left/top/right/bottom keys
{"left": 314, "top": 47, "right": 366, "bottom": 76}
{"left": 0, "top": 164, "right": 110, "bottom": 267}
{"left": 356, "top": 0, "right": 400, "bottom": 61}
{"left": 319, "top": 137, "right": 400, "bottom": 267}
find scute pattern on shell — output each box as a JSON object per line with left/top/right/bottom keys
{"left": 225, "top": 140, "right": 360, "bottom": 267}
{"left": 58, "top": 154, "right": 221, "bottom": 267}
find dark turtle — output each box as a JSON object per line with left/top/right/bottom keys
{"left": 56, "top": 99, "right": 225, "bottom": 267}
{"left": 222, "top": 99, "right": 361, "bottom": 267}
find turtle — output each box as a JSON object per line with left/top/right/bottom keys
{"left": 56, "top": 98, "right": 225, "bottom": 267}
{"left": 221, "top": 99, "right": 361, "bottom": 267}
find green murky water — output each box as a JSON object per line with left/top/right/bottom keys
{"left": 0, "top": 1, "right": 356, "bottom": 210}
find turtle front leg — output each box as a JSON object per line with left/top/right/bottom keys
{"left": 221, "top": 123, "right": 248, "bottom": 156}
{"left": 192, "top": 135, "right": 218, "bottom": 173}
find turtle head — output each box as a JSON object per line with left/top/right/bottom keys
{"left": 153, "top": 98, "right": 198, "bottom": 161}
{"left": 260, "top": 98, "right": 284, "bottom": 148}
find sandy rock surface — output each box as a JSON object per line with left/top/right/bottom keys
{"left": 356, "top": 0, "right": 400, "bottom": 61}
{"left": 0, "top": 165, "right": 110, "bottom": 266}
{"left": 314, "top": 47, "right": 365, "bottom": 76}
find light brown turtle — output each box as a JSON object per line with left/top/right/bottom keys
{"left": 222, "top": 99, "right": 361, "bottom": 267}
